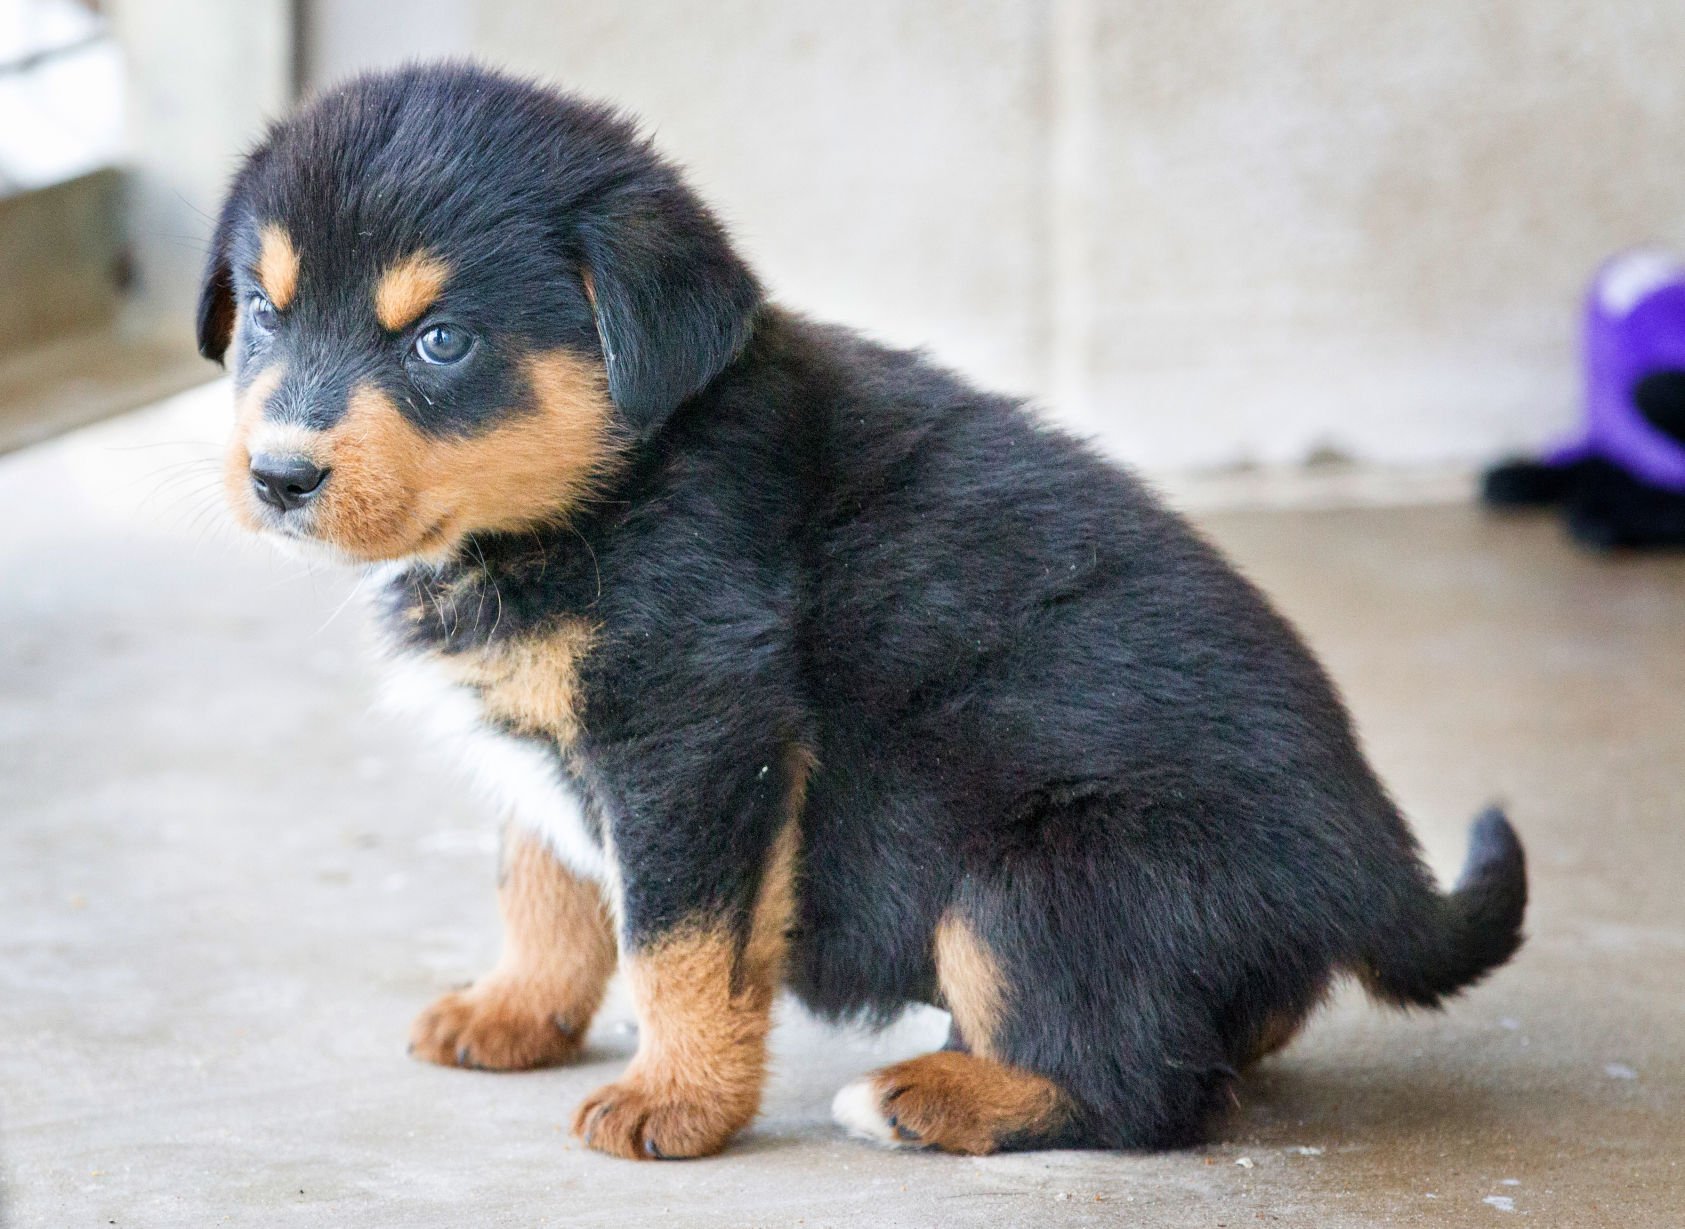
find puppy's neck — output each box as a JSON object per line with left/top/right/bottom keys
{"left": 372, "top": 524, "right": 605, "bottom": 656}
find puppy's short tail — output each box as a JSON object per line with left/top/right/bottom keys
{"left": 1362, "top": 807, "right": 1528, "bottom": 1008}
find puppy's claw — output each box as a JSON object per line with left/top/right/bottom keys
{"left": 885, "top": 1113, "right": 921, "bottom": 1142}
{"left": 572, "top": 1079, "right": 745, "bottom": 1160}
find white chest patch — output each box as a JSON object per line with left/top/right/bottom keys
{"left": 378, "top": 650, "right": 609, "bottom": 883}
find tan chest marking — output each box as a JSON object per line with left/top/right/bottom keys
{"left": 440, "top": 621, "right": 595, "bottom": 747}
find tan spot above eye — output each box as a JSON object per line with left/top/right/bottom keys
{"left": 375, "top": 252, "right": 451, "bottom": 332}
{"left": 257, "top": 225, "right": 300, "bottom": 310}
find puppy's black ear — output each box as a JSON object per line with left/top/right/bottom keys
{"left": 197, "top": 152, "right": 267, "bottom": 365}
{"left": 196, "top": 200, "right": 240, "bottom": 364}
{"left": 576, "top": 183, "right": 760, "bottom": 431}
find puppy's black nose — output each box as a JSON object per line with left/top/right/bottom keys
{"left": 250, "top": 454, "right": 328, "bottom": 511}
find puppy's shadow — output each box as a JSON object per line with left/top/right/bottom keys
{"left": 1229, "top": 1054, "right": 1521, "bottom": 1148}
{"left": 571, "top": 1038, "right": 638, "bottom": 1069}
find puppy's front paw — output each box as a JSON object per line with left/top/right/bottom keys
{"left": 408, "top": 977, "right": 584, "bottom": 1070}
{"left": 572, "top": 1077, "right": 749, "bottom": 1160}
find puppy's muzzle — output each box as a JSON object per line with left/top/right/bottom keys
{"left": 250, "top": 453, "right": 329, "bottom": 512}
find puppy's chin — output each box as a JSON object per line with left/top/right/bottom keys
{"left": 241, "top": 512, "right": 464, "bottom": 572}
{"left": 261, "top": 532, "right": 362, "bottom": 568}
{"left": 224, "top": 482, "right": 460, "bottom": 569}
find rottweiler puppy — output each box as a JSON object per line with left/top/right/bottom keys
{"left": 199, "top": 63, "right": 1527, "bottom": 1160}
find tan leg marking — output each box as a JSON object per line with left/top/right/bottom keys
{"left": 933, "top": 911, "right": 1006, "bottom": 1058}
{"left": 833, "top": 1051, "right": 1070, "bottom": 1155}
{"left": 573, "top": 753, "right": 809, "bottom": 1160}
{"left": 374, "top": 251, "right": 451, "bottom": 332}
{"left": 834, "top": 910, "right": 1070, "bottom": 1153}
{"left": 410, "top": 826, "right": 616, "bottom": 1070}
{"left": 257, "top": 224, "right": 300, "bottom": 310}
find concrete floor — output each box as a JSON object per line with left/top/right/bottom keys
{"left": 2, "top": 386, "right": 1680, "bottom": 1227}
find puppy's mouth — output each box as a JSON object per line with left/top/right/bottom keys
{"left": 263, "top": 506, "right": 457, "bottom": 564}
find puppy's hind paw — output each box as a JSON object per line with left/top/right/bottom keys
{"left": 830, "top": 1078, "right": 914, "bottom": 1148}
{"left": 832, "top": 1053, "right": 1071, "bottom": 1155}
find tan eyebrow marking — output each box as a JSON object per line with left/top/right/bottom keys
{"left": 374, "top": 252, "right": 451, "bottom": 332}
{"left": 256, "top": 224, "right": 300, "bottom": 310}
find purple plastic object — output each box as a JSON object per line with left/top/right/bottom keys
{"left": 1544, "top": 248, "right": 1685, "bottom": 492}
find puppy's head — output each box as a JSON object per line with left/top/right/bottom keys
{"left": 199, "top": 63, "right": 760, "bottom": 563}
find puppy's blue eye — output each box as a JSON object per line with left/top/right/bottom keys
{"left": 414, "top": 325, "right": 472, "bottom": 365}
{"left": 248, "top": 293, "right": 278, "bottom": 332}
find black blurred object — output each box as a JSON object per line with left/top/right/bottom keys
{"left": 1480, "top": 249, "right": 1685, "bottom": 550}
{"left": 1482, "top": 456, "right": 1685, "bottom": 549}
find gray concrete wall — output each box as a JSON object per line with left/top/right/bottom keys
{"left": 298, "top": 0, "right": 470, "bottom": 92}
{"left": 0, "top": 169, "right": 121, "bottom": 355}
{"left": 296, "top": 2, "right": 1685, "bottom": 471}
{"left": 109, "top": 0, "right": 293, "bottom": 336}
